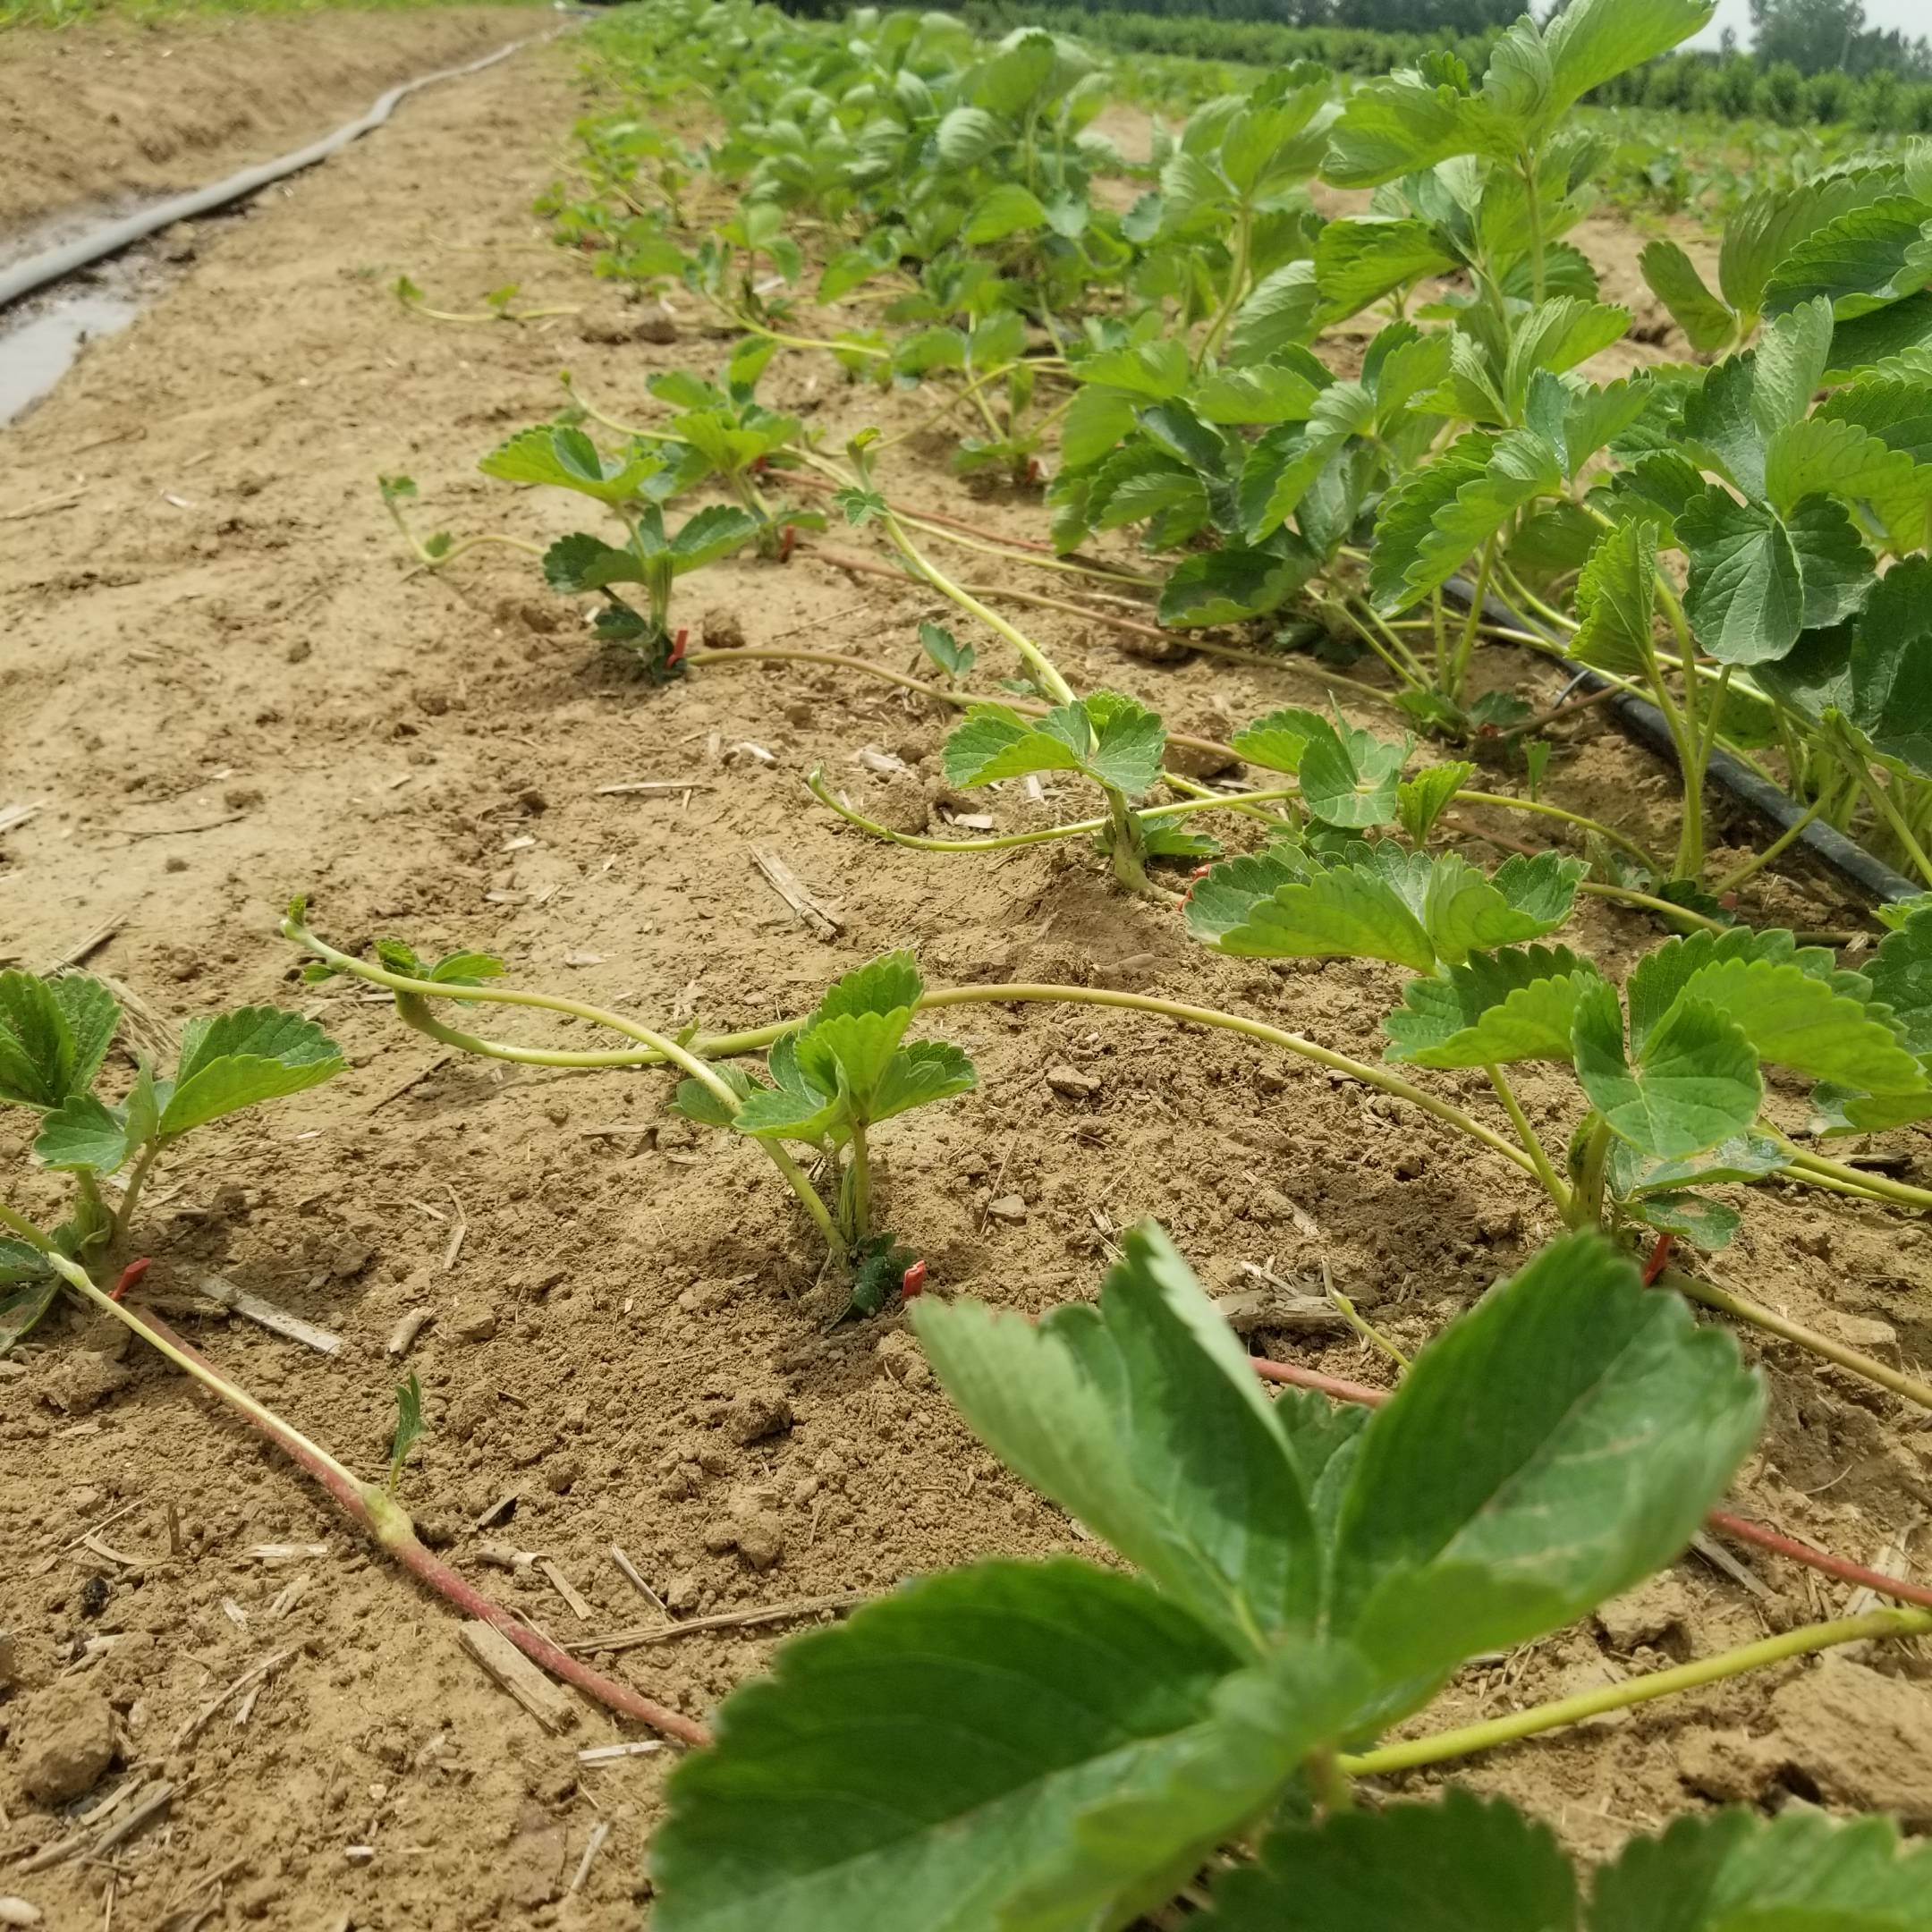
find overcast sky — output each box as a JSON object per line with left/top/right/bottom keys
{"left": 1689, "top": 0, "right": 1929, "bottom": 46}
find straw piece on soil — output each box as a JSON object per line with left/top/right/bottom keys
{"left": 457, "top": 1621, "right": 579, "bottom": 1733}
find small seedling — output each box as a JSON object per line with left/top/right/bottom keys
{"left": 673, "top": 952, "right": 975, "bottom": 1310}
{"left": 0, "top": 970, "right": 346, "bottom": 1349}
{"left": 387, "top": 1370, "right": 425, "bottom": 1496}
{"left": 393, "top": 274, "right": 580, "bottom": 325}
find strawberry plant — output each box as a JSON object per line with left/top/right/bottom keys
{"left": 1190, "top": 853, "right": 1932, "bottom": 1258}
{"left": 390, "top": 422, "right": 763, "bottom": 681}
{"left": 671, "top": 952, "right": 975, "bottom": 1311}
{"left": 648, "top": 1221, "right": 1932, "bottom": 1927}
{"left": 284, "top": 911, "right": 974, "bottom": 1313}
{"left": 0, "top": 970, "right": 345, "bottom": 1350}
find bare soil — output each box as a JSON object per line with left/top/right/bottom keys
{"left": 2, "top": 21, "right": 1930, "bottom": 1930}
{"left": 0, "top": 4, "right": 541, "bottom": 240}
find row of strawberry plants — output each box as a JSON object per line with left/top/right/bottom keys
{"left": 423, "top": 0, "right": 1932, "bottom": 911}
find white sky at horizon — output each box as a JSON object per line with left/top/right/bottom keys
{"left": 1688, "top": 0, "right": 1930, "bottom": 47}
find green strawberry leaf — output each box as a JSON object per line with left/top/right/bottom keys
{"left": 1297, "top": 716, "right": 1411, "bottom": 830}
{"left": 1573, "top": 983, "right": 1763, "bottom": 1160}
{"left": 944, "top": 695, "right": 1165, "bottom": 798}
{"left": 1677, "top": 488, "right": 1804, "bottom": 668}
{"left": 542, "top": 532, "right": 646, "bottom": 595}
{"left": 670, "top": 504, "right": 761, "bottom": 572}
{"left": 1385, "top": 945, "right": 1604, "bottom": 1069}
{"left": 1608, "top": 1131, "right": 1786, "bottom": 1201}
{"left": 0, "top": 1269, "right": 61, "bottom": 1354}
{"left": 963, "top": 182, "right": 1047, "bottom": 246}
{"left": 479, "top": 425, "right": 661, "bottom": 505}
{"left": 1639, "top": 240, "right": 1735, "bottom": 355}
{"left": 912, "top": 1223, "right": 1322, "bottom": 1649}
{"left": 918, "top": 623, "right": 975, "bottom": 681}
{"left": 0, "top": 971, "right": 120, "bottom": 1113}
{"left": 1571, "top": 519, "right": 1659, "bottom": 678}
{"left": 1396, "top": 761, "right": 1473, "bottom": 843}
{"left": 1314, "top": 217, "right": 1457, "bottom": 321}
{"left": 653, "top": 1559, "right": 1247, "bottom": 1932}
{"left": 1590, "top": 1807, "right": 1932, "bottom": 1931}
{"left": 1866, "top": 906, "right": 1932, "bottom": 1055}
{"left": 674, "top": 1062, "right": 758, "bottom": 1131}
{"left": 1159, "top": 545, "right": 1316, "bottom": 627}
{"left": 1212, "top": 1790, "right": 1576, "bottom": 1932}
{"left": 867, "top": 1040, "right": 977, "bottom": 1125}
{"left": 1624, "top": 1190, "right": 1741, "bottom": 1251}
{"left": 157, "top": 1008, "right": 346, "bottom": 1137}
{"left": 1328, "top": 1229, "right": 1762, "bottom": 1693}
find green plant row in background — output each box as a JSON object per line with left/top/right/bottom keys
{"left": 960, "top": 0, "right": 1932, "bottom": 135}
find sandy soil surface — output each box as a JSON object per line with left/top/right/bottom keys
{"left": 0, "top": 4, "right": 542, "bottom": 239}
{"left": 1, "top": 21, "right": 1930, "bottom": 1931}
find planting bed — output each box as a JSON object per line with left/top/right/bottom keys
{"left": 2, "top": 10, "right": 1931, "bottom": 1929}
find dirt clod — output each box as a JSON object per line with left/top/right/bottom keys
{"left": 451, "top": 1301, "right": 500, "bottom": 1343}
{"left": 723, "top": 1389, "right": 793, "bottom": 1445}
{"left": 14, "top": 1680, "right": 116, "bottom": 1807}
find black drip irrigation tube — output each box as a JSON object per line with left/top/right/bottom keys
{"left": 0, "top": 29, "right": 561, "bottom": 313}
{"left": 1443, "top": 577, "right": 1921, "bottom": 908}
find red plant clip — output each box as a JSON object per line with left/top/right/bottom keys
{"left": 1181, "top": 863, "right": 1213, "bottom": 906}
{"left": 667, "top": 627, "right": 689, "bottom": 669}
{"left": 1641, "top": 1233, "right": 1675, "bottom": 1286}
{"left": 110, "top": 1258, "right": 152, "bottom": 1303}
{"left": 900, "top": 1259, "right": 928, "bottom": 1302}
{"left": 780, "top": 523, "right": 797, "bottom": 563}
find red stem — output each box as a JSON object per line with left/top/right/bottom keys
{"left": 122, "top": 1297, "right": 711, "bottom": 1747}
{"left": 1248, "top": 1355, "right": 1932, "bottom": 1610}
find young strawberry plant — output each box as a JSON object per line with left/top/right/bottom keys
{"left": 386, "top": 423, "right": 761, "bottom": 681}
{"left": 0, "top": 970, "right": 345, "bottom": 1349}
{"left": 1190, "top": 851, "right": 1932, "bottom": 1267}
{"left": 649, "top": 1222, "right": 1932, "bottom": 1927}
{"left": 284, "top": 911, "right": 973, "bottom": 1315}
{"left": 672, "top": 952, "right": 975, "bottom": 1315}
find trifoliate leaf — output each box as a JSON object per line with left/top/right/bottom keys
{"left": 1158, "top": 545, "right": 1315, "bottom": 627}
{"left": 1608, "top": 1131, "right": 1786, "bottom": 1202}
{"left": 1331, "top": 1228, "right": 1760, "bottom": 1694}
{"left": 913, "top": 1223, "right": 1322, "bottom": 1648}
{"left": 1294, "top": 715, "right": 1411, "bottom": 830}
{"left": 1866, "top": 906, "right": 1932, "bottom": 1055}
{"left": 1544, "top": 0, "right": 1715, "bottom": 112}
{"left": 0, "top": 1269, "right": 60, "bottom": 1354}
{"left": 0, "top": 971, "right": 119, "bottom": 1113}
{"left": 1322, "top": 72, "right": 1488, "bottom": 190}
{"left": 674, "top": 1062, "right": 758, "bottom": 1131}
{"left": 1385, "top": 945, "right": 1604, "bottom": 1068}
{"left": 1228, "top": 260, "right": 1320, "bottom": 364}
{"left": 1192, "top": 852, "right": 1435, "bottom": 970}
{"left": 542, "top": 531, "right": 646, "bottom": 595}
{"left": 1754, "top": 555, "right": 1932, "bottom": 777}
{"left": 671, "top": 504, "right": 761, "bottom": 571}
{"left": 158, "top": 1008, "right": 346, "bottom": 1136}
{"left": 1762, "top": 199, "right": 1932, "bottom": 322}
{"left": 1751, "top": 296, "right": 1836, "bottom": 444}
{"left": 34, "top": 1093, "right": 136, "bottom": 1174}
{"left": 1314, "top": 217, "right": 1457, "bottom": 321}
{"left": 918, "top": 623, "right": 974, "bottom": 680}
{"left": 1572, "top": 982, "right": 1763, "bottom": 1160}
{"left": 867, "top": 1040, "right": 977, "bottom": 1124}
{"left": 963, "top": 183, "right": 1047, "bottom": 246}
